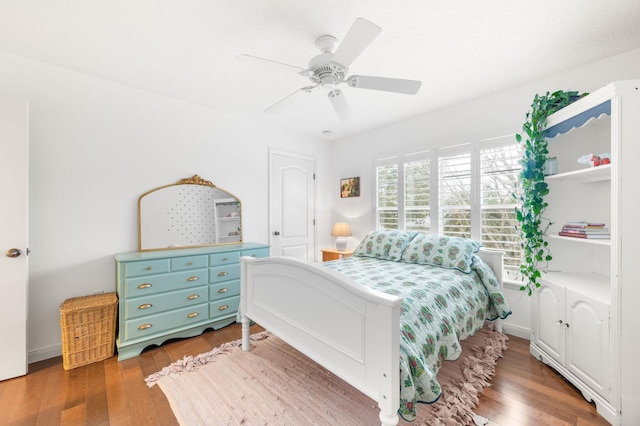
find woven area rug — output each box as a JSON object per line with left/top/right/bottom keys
{"left": 146, "top": 327, "right": 508, "bottom": 425}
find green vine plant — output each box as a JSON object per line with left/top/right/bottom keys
{"left": 514, "top": 90, "right": 587, "bottom": 295}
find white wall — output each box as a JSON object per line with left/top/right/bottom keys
{"left": 2, "top": 47, "right": 638, "bottom": 361}
{"left": 0, "top": 52, "right": 334, "bottom": 361}
{"left": 329, "top": 48, "right": 640, "bottom": 337}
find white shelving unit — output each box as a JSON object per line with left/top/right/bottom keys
{"left": 529, "top": 80, "right": 640, "bottom": 425}
{"left": 213, "top": 198, "right": 241, "bottom": 244}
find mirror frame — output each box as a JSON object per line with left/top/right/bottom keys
{"left": 138, "top": 174, "right": 243, "bottom": 251}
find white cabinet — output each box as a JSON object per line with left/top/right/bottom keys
{"left": 532, "top": 274, "right": 610, "bottom": 402}
{"left": 529, "top": 80, "right": 640, "bottom": 425}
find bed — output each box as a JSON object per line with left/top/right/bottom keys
{"left": 240, "top": 231, "right": 511, "bottom": 425}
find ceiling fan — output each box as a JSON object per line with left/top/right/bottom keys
{"left": 237, "top": 17, "right": 422, "bottom": 122}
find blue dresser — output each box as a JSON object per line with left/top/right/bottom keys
{"left": 115, "top": 243, "right": 269, "bottom": 360}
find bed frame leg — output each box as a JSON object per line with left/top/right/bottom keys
{"left": 241, "top": 315, "right": 251, "bottom": 351}
{"left": 379, "top": 410, "right": 399, "bottom": 426}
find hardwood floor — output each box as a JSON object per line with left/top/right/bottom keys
{"left": 0, "top": 324, "right": 610, "bottom": 425}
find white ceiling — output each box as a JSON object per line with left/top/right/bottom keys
{"left": 1, "top": 1, "right": 639, "bottom": 140}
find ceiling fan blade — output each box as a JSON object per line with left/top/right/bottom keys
{"left": 347, "top": 75, "right": 422, "bottom": 95}
{"left": 331, "top": 18, "right": 381, "bottom": 68}
{"left": 236, "top": 54, "right": 308, "bottom": 75}
{"left": 264, "top": 86, "right": 316, "bottom": 113}
{"left": 328, "top": 89, "right": 350, "bottom": 122}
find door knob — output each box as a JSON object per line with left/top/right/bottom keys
{"left": 6, "top": 248, "right": 21, "bottom": 258}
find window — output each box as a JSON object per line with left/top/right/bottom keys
{"left": 376, "top": 162, "right": 399, "bottom": 229}
{"left": 438, "top": 151, "right": 471, "bottom": 238}
{"left": 480, "top": 143, "right": 522, "bottom": 268}
{"left": 404, "top": 158, "right": 430, "bottom": 232}
{"left": 374, "top": 136, "right": 522, "bottom": 270}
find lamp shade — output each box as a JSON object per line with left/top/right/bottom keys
{"left": 331, "top": 222, "right": 352, "bottom": 237}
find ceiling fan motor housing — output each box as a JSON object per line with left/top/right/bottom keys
{"left": 308, "top": 49, "right": 347, "bottom": 89}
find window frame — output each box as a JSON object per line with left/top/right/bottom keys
{"left": 373, "top": 135, "right": 521, "bottom": 270}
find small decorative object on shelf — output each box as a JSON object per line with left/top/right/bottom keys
{"left": 578, "top": 153, "right": 611, "bottom": 167}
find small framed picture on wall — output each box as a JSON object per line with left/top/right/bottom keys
{"left": 340, "top": 177, "right": 360, "bottom": 198}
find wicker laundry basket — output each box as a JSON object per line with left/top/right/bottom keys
{"left": 59, "top": 292, "right": 118, "bottom": 370}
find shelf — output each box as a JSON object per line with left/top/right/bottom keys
{"left": 547, "top": 234, "right": 611, "bottom": 246}
{"left": 545, "top": 163, "right": 610, "bottom": 183}
{"left": 217, "top": 217, "right": 240, "bottom": 222}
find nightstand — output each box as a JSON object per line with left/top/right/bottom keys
{"left": 321, "top": 249, "right": 354, "bottom": 262}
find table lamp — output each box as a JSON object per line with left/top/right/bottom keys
{"left": 331, "top": 222, "right": 351, "bottom": 251}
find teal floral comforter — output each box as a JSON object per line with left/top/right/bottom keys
{"left": 323, "top": 255, "right": 511, "bottom": 421}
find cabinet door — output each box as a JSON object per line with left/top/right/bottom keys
{"left": 565, "top": 288, "right": 610, "bottom": 400}
{"left": 533, "top": 280, "right": 565, "bottom": 364}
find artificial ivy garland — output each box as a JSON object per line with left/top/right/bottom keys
{"left": 514, "top": 90, "right": 586, "bottom": 295}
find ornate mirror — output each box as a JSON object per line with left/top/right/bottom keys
{"left": 138, "top": 175, "right": 242, "bottom": 251}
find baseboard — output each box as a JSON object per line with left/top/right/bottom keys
{"left": 502, "top": 323, "right": 530, "bottom": 340}
{"left": 29, "top": 344, "right": 61, "bottom": 364}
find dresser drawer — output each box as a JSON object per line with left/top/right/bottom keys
{"left": 125, "top": 269, "right": 208, "bottom": 298}
{"left": 209, "top": 251, "right": 240, "bottom": 266}
{"left": 124, "top": 304, "right": 209, "bottom": 341}
{"left": 241, "top": 248, "right": 269, "bottom": 258}
{"left": 209, "top": 264, "right": 240, "bottom": 284}
{"left": 170, "top": 255, "right": 208, "bottom": 271}
{"left": 210, "top": 280, "right": 240, "bottom": 300}
{"left": 124, "top": 259, "right": 170, "bottom": 277}
{"left": 125, "top": 286, "right": 208, "bottom": 319}
{"left": 210, "top": 296, "right": 240, "bottom": 319}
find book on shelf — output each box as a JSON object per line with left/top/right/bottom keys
{"left": 562, "top": 221, "right": 606, "bottom": 229}
{"left": 560, "top": 227, "right": 610, "bottom": 234}
{"left": 558, "top": 231, "right": 610, "bottom": 239}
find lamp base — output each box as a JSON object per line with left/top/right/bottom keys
{"left": 335, "top": 237, "right": 347, "bottom": 251}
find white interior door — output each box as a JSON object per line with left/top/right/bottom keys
{"left": 269, "top": 150, "right": 316, "bottom": 260}
{"left": 0, "top": 96, "right": 29, "bottom": 381}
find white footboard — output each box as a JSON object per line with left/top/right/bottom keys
{"left": 239, "top": 249, "right": 503, "bottom": 426}
{"left": 240, "top": 256, "right": 402, "bottom": 426}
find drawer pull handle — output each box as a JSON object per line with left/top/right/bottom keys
{"left": 187, "top": 312, "right": 199, "bottom": 318}
{"left": 138, "top": 324, "right": 152, "bottom": 330}
{"left": 217, "top": 271, "right": 228, "bottom": 277}
{"left": 218, "top": 288, "right": 228, "bottom": 294}
{"left": 138, "top": 283, "right": 152, "bottom": 289}
{"left": 222, "top": 257, "right": 228, "bottom": 261}
{"left": 187, "top": 261, "right": 193, "bottom": 266}
{"left": 218, "top": 305, "right": 229, "bottom": 311}
{"left": 187, "top": 294, "right": 200, "bottom": 300}
{"left": 138, "top": 303, "right": 152, "bottom": 310}
{"left": 187, "top": 276, "right": 200, "bottom": 281}
{"left": 145, "top": 266, "right": 152, "bottom": 271}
